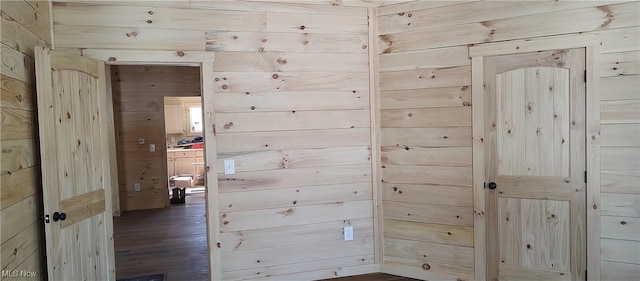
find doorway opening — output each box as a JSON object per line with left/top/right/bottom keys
{"left": 109, "top": 65, "right": 209, "bottom": 280}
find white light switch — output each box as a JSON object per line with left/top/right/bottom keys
{"left": 224, "top": 159, "right": 235, "bottom": 175}
{"left": 134, "top": 183, "right": 141, "bottom": 192}
{"left": 149, "top": 144, "right": 155, "bottom": 152}
{"left": 344, "top": 226, "right": 354, "bottom": 241}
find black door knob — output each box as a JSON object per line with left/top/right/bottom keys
{"left": 488, "top": 182, "right": 497, "bottom": 190}
{"left": 52, "top": 212, "right": 67, "bottom": 222}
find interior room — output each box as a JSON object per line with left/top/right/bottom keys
{"left": 1, "top": 1, "right": 638, "bottom": 281}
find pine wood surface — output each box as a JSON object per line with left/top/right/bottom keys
{"left": 113, "top": 193, "right": 415, "bottom": 281}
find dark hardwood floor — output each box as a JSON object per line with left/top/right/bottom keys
{"left": 113, "top": 190, "right": 416, "bottom": 281}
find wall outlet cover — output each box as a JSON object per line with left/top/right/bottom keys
{"left": 224, "top": 159, "right": 235, "bottom": 175}
{"left": 344, "top": 226, "right": 354, "bottom": 241}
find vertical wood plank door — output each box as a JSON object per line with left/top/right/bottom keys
{"left": 35, "top": 47, "right": 116, "bottom": 281}
{"left": 484, "top": 49, "right": 586, "bottom": 281}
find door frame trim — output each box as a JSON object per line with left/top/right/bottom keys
{"left": 80, "top": 49, "right": 221, "bottom": 281}
{"left": 469, "top": 33, "right": 601, "bottom": 281}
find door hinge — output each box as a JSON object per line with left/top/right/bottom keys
{"left": 584, "top": 70, "right": 587, "bottom": 83}
{"left": 584, "top": 171, "right": 588, "bottom": 183}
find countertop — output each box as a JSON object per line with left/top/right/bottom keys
{"left": 167, "top": 148, "right": 203, "bottom": 152}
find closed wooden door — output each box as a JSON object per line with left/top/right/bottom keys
{"left": 483, "top": 49, "right": 586, "bottom": 281}
{"left": 35, "top": 47, "right": 116, "bottom": 280}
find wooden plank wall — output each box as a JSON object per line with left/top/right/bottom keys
{"left": 110, "top": 65, "right": 200, "bottom": 212}
{"left": 52, "top": 1, "right": 376, "bottom": 279}
{"left": 0, "top": 0, "right": 51, "bottom": 279}
{"left": 376, "top": 1, "right": 640, "bottom": 280}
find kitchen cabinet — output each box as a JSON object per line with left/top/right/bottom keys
{"left": 167, "top": 149, "right": 203, "bottom": 178}
{"left": 164, "top": 104, "right": 183, "bottom": 134}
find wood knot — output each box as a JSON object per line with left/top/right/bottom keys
{"left": 303, "top": 40, "right": 309, "bottom": 45}
{"left": 407, "top": 13, "right": 412, "bottom": 17}
{"left": 272, "top": 74, "right": 279, "bottom": 79}
{"left": 250, "top": 106, "right": 256, "bottom": 110}
{"left": 592, "top": 203, "right": 598, "bottom": 209}
{"left": 421, "top": 263, "right": 431, "bottom": 270}
{"left": 146, "top": 20, "right": 152, "bottom": 24}
{"left": 224, "top": 122, "right": 233, "bottom": 129}
{"left": 620, "top": 221, "right": 627, "bottom": 225}
{"left": 232, "top": 36, "right": 238, "bottom": 39}
{"left": 276, "top": 58, "right": 287, "bottom": 65}
{"left": 300, "top": 25, "right": 305, "bottom": 30}
{"left": 398, "top": 12, "right": 404, "bottom": 16}
{"left": 148, "top": 11, "right": 154, "bottom": 15}
{"left": 462, "top": 101, "right": 471, "bottom": 106}
{"left": 108, "top": 57, "right": 117, "bottom": 61}
{"left": 221, "top": 85, "right": 228, "bottom": 90}
{"left": 216, "top": 243, "right": 221, "bottom": 248}
{"left": 362, "top": 45, "right": 368, "bottom": 49}
{"left": 407, "top": 113, "right": 413, "bottom": 117}
{"left": 176, "top": 51, "right": 185, "bottom": 57}
{"left": 261, "top": 38, "right": 267, "bottom": 43}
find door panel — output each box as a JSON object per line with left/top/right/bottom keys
{"left": 35, "top": 47, "right": 115, "bottom": 280}
{"left": 484, "top": 49, "right": 586, "bottom": 281}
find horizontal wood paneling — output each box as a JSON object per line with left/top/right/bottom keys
{"left": 601, "top": 260, "right": 640, "bottom": 280}
{"left": 220, "top": 200, "right": 373, "bottom": 232}
{"left": 380, "top": 107, "right": 471, "bottom": 128}
{"left": 601, "top": 193, "right": 640, "bottom": 217}
{"left": 220, "top": 218, "right": 373, "bottom": 252}
{"left": 384, "top": 238, "right": 474, "bottom": 268}
{"left": 213, "top": 71, "right": 369, "bottom": 92}
{"left": 1, "top": 166, "right": 37, "bottom": 209}
{"left": 382, "top": 202, "right": 473, "bottom": 227}
{"left": 601, "top": 238, "right": 640, "bottom": 264}
{"left": 221, "top": 237, "right": 374, "bottom": 272}
{"left": 53, "top": 4, "right": 267, "bottom": 31}
{"left": 217, "top": 128, "right": 371, "bottom": 153}
{"left": 215, "top": 90, "right": 369, "bottom": 112}
{"left": 601, "top": 215, "right": 640, "bottom": 241}
{"left": 218, "top": 164, "right": 372, "bottom": 192}
{"left": 380, "top": 127, "right": 472, "bottom": 147}
{"left": 218, "top": 146, "right": 371, "bottom": 173}
{"left": 381, "top": 165, "right": 472, "bottom": 187}
{"left": 54, "top": 25, "right": 206, "bottom": 50}
{"left": 216, "top": 110, "right": 371, "bottom": 132}
{"left": 380, "top": 86, "right": 471, "bottom": 109}
{"left": 383, "top": 219, "right": 473, "bottom": 247}
{"left": 382, "top": 183, "right": 473, "bottom": 207}
{"left": 220, "top": 182, "right": 372, "bottom": 212}
{"left": 600, "top": 51, "right": 640, "bottom": 77}
{"left": 1, "top": 75, "right": 34, "bottom": 111}
{"left": 381, "top": 146, "right": 471, "bottom": 167}
{"left": 1, "top": 1, "right": 48, "bottom": 278}
{"left": 206, "top": 31, "right": 369, "bottom": 53}
{"left": 222, "top": 254, "right": 374, "bottom": 281}
{"left": 214, "top": 52, "right": 369, "bottom": 72}
{"left": 378, "top": 2, "right": 640, "bottom": 54}
{"left": 379, "top": 66, "right": 471, "bottom": 91}
{"left": 601, "top": 170, "right": 640, "bottom": 194}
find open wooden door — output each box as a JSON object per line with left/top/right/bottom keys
{"left": 35, "top": 46, "right": 116, "bottom": 280}
{"left": 483, "top": 49, "right": 586, "bottom": 281}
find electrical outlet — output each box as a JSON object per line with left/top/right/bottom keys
{"left": 134, "top": 183, "right": 141, "bottom": 192}
{"left": 344, "top": 226, "right": 354, "bottom": 241}
{"left": 224, "top": 159, "right": 235, "bottom": 175}
{"left": 150, "top": 144, "right": 155, "bottom": 152}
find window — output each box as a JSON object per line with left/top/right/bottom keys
{"left": 188, "top": 105, "right": 202, "bottom": 134}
